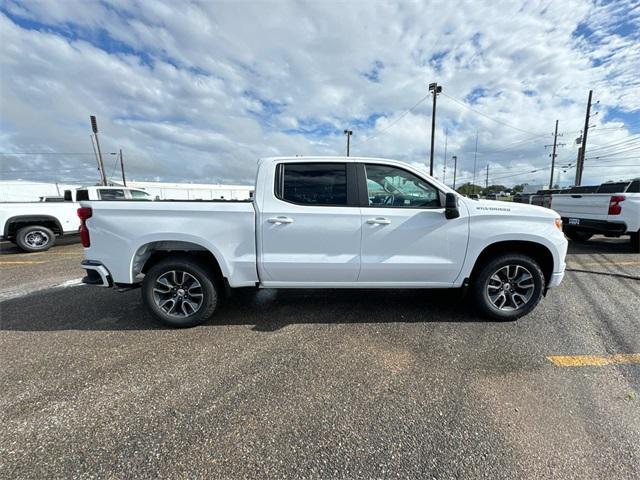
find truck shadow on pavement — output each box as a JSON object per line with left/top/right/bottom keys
{"left": 567, "top": 236, "right": 635, "bottom": 255}
{"left": 0, "top": 286, "right": 492, "bottom": 332}
{"left": 0, "top": 234, "right": 80, "bottom": 255}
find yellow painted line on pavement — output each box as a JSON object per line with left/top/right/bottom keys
{"left": 547, "top": 353, "right": 640, "bottom": 367}
{"left": 0, "top": 260, "right": 46, "bottom": 265}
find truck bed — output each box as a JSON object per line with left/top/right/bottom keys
{"left": 82, "top": 200, "right": 258, "bottom": 286}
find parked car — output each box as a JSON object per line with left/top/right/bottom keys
{"left": 0, "top": 186, "right": 151, "bottom": 252}
{"left": 79, "top": 156, "right": 567, "bottom": 326}
{"left": 550, "top": 178, "right": 640, "bottom": 252}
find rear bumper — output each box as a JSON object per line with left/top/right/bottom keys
{"left": 562, "top": 217, "right": 627, "bottom": 235}
{"left": 81, "top": 260, "right": 113, "bottom": 287}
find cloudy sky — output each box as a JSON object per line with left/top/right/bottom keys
{"left": 1, "top": 0, "right": 639, "bottom": 188}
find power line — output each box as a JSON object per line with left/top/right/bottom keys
{"left": 587, "top": 134, "right": 640, "bottom": 152}
{"left": 0, "top": 152, "right": 97, "bottom": 155}
{"left": 441, "top": 92, "right": 542, "bottom": 135}
{"left": 360, "top": 93, "right": 430, "bottom": 145}
{"left": 589, "top": 145, "right": 640, "bottom": 158}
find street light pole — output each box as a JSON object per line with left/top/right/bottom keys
{"left": 119, "top": 149, "right": 126, "bottom": 186}
{"left": 428, "top": 82, "right": 442, "bottom": 176}
{"left": 343, "top": 129, "right": 353, "bottom": 157}
{"left": 90, "top": 115, "right": 107, "bottom": 186}
{"left": 452, "top": 155, "right": 457, "bottom": 189}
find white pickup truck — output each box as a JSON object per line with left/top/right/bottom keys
{"left": 551, "top": 179, "right": 640, "bottom": 252}
{"left": 80, "top": 156, "right": 567, "bottom": 326}
{"left": 0, "top": 186, "right": 151, "bottom": 252}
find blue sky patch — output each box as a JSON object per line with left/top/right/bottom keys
{"left": 465, "top": 87, "right": 488, "bottom": 104}
{"left": 429, "top": 50, "right": 449, "bottom": 73}
{"left": 284, "top": 118, "right": 342, "bottom": 138}
{"left": 363, "top": 60, "right": 384, "bottom": 82}
{"left": 1, "top": 7, "right": 156, "bottom": 68}
{"left": 603, "top": 107, "right": 640, "bottom": 133}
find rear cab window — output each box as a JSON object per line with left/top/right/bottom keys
{"left": 596, "top": 182, "right": 630, "bottom": 193}
{"left": 275, "top": 162, "right": 356, "bottom": 206}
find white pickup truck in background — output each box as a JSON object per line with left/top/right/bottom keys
{"left": 79, "top": 156, "right": 567, "bottom": 327}
{"left": 551, "top": 179, "right": 640, "bottom": 252}
{"left": 0, "top": 186, "right": 152, "bottom": 252}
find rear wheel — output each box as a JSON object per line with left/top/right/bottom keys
{"left": 564, "top": 227, "right": 593, "bottom": 243}
{"left": 471, "top": 254, "right": 545, "bottom": 321}
{"left": 15, "top": 225, "right": 56, "bottom": 252}
{"left": 142, "top": 256, "right": 219, "bottom": 328}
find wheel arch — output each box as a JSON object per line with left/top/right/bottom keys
{"left": 5, "top": 215, "right": 63, "bottom": 238}
{"left": 469, "top": 240, "right": 555, "bottom": 286}
{"left": 131, "top": 240, "right": 225, "bottom": 286}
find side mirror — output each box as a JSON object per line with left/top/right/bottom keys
{"left": 445, "top": 192, "right": 460, "bottom": 219}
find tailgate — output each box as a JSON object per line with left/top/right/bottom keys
{"left": 551, "top": 194, "right": 611, "bottom": 220}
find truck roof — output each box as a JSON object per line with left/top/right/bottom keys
{"left": 260, "top": 156, "right": 406, "bottom": 165}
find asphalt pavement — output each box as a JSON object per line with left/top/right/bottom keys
{"left": 1, "top": 236, "right": 639, "bottom": 479}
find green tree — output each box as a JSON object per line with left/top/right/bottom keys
{"left": 511, "top": 183, "right": 527, "bottom": 193}
{"left": 456, "top": 183, "right": 483, "bottom": 196}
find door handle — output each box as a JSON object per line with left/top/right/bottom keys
{"left": 268, "top": 216, "right": 294, "bottom": 224}
{"left": 366, "top": 217, "right": 391, "bottom": 225}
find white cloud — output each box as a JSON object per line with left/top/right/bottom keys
{"left": 0, "top": 0, "right": 638, "bottom": 188}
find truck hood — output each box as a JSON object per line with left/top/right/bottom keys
{"left": 461, "top": 198, "right": 558, "bottom": 219}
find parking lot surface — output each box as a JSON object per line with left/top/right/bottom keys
{"left": 1, "top": 237, "right": 639, "bottom": 479}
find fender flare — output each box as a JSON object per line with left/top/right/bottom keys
{"left": 4, "top": 215, "right": 63, "bottom": 238}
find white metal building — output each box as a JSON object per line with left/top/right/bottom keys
{"left": 111, "top": 181, "right": 254, "bottom": 200}
{"left": 0, "top": 180, "right": 254, "bottom": 202}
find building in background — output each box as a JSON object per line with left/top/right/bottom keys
{"left": 0, "top": 180, "right": 254, "bottom": 202}
{"left": 0, "top": 180, "right": 81, "bottom": 202}
{"left": 111, "top": 181, "right": 253, "bottom": 200}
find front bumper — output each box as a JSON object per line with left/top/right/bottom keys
{"left": 81, "top": 260, "right": 113, "bottom": 287}
{"left": 548, "top": 270, "right": 565, "bottom": 289}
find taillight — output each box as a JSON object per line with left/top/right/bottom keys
{"left": 77, "top": 207, "right": 92, "bottom": 247}
{"left": 608, "top": 195, "right": 625, "bottom": 216}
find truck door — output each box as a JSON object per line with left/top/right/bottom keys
{"left": 259, "top": 162, "right": 361, "bottom": 284}
{"left": 358, "top": 163, "right": 468, "bottom": 285}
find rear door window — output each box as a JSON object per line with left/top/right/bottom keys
{"left": 276, "top": 163, "right": 348, "bottom": 206}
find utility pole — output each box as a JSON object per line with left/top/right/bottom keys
{"left": 428, "top": 82, "right": 442, "bottom": 176}
{"left": 472, "top": 131, "right": 478, "bottom": 194}
{"left": 575, "top": 90, "right": 593, "bottom": 186}
{"left": 548, "top": 120, "right": 559, "bottom": 188}
{"left": 442, "top": 129, "right": 448, "bottom": 183}
{"left": 90, "top": 115, "right": 107, "bottom": 186}
{"left": 119, "top": 149, "right": 126, "bottom": 186}
{"left": 343, "top": 129, "right": 353, "bottom": 157}
{"left": 485, "top": 164, "right": 489, "bottom": 189}
{"left": 545, "top": 120, "right": 565, "bottom": 188}
{"left": 452, "top": 155, "right": 457, "bottom": 189}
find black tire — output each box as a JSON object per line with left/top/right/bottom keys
{"left": 471, "top": 254, "right": 545, "bottom": 321}
{"left": 631, "top": 230, "right": 640, "bottom": 253}
{"left": 142, "top": 256, "right": 219, "bottom": 328}
{"left": 563, "top": 227, "right": 593, "bottom": 243}
{"left": 15, "top": 225, "right": 56, "bottom": 252}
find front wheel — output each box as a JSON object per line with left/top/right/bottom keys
{"left": 471, "top": 254, "right": 545, "bottom": 321}
{"left": 142, "top": 256, "right": 219, "bottom": 327}
{"left": 16, "top": 225, "right": 56, "bottom": 252}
